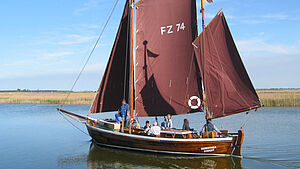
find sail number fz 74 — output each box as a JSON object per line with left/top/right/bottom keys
{"left": 160, "top": 22, "right": 185, "bottom": 35}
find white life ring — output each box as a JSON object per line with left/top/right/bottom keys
{"left": 188, "top": 96, "right": 201, "bottom": 109}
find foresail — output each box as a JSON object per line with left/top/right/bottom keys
{"left": 135, "top": 0, "right": 203, "bottom": 117}
{"left": 90, "top": 1, "right": 130, "bottom": 113}
{"left": 193, "top": 11, "right": 262, "bottom": 119}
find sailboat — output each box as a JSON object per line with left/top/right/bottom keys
{"left": 58, "top": 0, "right": 262, "bottom": 157}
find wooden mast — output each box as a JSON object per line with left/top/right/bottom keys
{"left": 129, "top": 0, "right": 134, "bottom": 133}
{"left": 200, "top": 0, "right": 209, "bottom": 121}
{"left": 201, "top": 0, "right": 205, "bottom": 31}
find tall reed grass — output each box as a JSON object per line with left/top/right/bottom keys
{"left": 0, "top": 92, "right": 94, "bottom": 105}
{"left": 257, "top": 89, "right": 300, "bottom": 107}
{"left": 0, "top": 89, "right": 299, "bottom": 107}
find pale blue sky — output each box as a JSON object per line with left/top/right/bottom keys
{"left": 0, "top": 0, "right": 299, "bottom": 91}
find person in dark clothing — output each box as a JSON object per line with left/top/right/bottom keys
{"left": 144, "top": 121, "right": 151, "bottom": 129}
{"left": 161, "top": 121, "right": 166, "bottom": 130}
{"left": 143, "top": 120, "right": 151, "bottom": 134}
{"left": 115, "top": 100, "right": 129, "bottom": 123}
{"left": 200, "top": 118, "right": 221, "bottom": 135}
{"left": 182, "top": 119, "right": 191, "bottom": 130}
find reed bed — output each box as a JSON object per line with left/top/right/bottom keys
{"left": 0, "top": 92, "right": 95, "bottom": 105}
{"left": 0, "top": 89, "right": 299, "bottom": 107}
{"left": 257, "top": 89, "right": 300, "bottom": 107}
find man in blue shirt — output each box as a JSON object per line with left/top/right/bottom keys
{"left": 115, "top": 100, "right": 129, "bottom": 123}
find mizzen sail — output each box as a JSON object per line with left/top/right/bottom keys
{"left": 135, "top": 0, "right": 203, "bottom": 117}
{"left": 90, "top": 1, "right": 131, "bottom": 113}
{"left": 193, "top": 11, "right": 261, "bottom": 119}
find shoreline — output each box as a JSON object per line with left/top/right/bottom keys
{"left": 0, "top": 89, "right": 299, "bottom": 107}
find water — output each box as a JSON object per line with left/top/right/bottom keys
{"left": 0, "top": 104, "right": 299, "bottom": 169}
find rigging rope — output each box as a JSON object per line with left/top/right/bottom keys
{"left": 59, "top": 0, "right": 120, "bottom": 109}
{"left": 57, "top": 0, "right": 120, "bottom": 135}
{"left": 240, "top": 109, "right": 257, "bottom": 129}
{"left": 57, "top": 110, "right": 89, "bottom": 136}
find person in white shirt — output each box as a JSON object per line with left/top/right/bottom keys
{"left": 166, "top": 114, "right": 173, "bottom": 129}
{"left": 149, "top": 121, "right": 161, "bottom": 136}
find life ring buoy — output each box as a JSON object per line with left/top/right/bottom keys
{"left": 188, "top": 96, "right": 202, "bottom": 109}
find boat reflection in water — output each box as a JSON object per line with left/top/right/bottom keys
{"left": 87, "top": 142, "right": 242, "bottom": 169}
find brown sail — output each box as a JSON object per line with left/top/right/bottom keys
{"left": 135, "top": 0, "right": 203, "bottom": 117}
{"left": 193, "top": 11, "right": 261, "bottom": 119}
{"left": 90, "top": 1, "right": 131, "bottom": 113}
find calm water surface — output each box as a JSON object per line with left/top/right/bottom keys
{"left": 0, "top": 103, "right": 299, "bottom": 169}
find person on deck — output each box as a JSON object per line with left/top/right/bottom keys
{"left": 182, "top": 119, "right": 191, "bottom": 130}
{"left": 166, "top": 114, "right": 173, "bottom": 129}
{"left": 149, "top": 121, "right": 161, "bottom": 136}
{"left": 143, "top": 120, "right": 151, "bottom": 134}
{"left": 160, "top": 121, "right": 166, "bottom": 130}
{"left": 200, "top": 118, "right": 221, "bottom": 136}
{"left": 132, "top": 119, "right": 140, "bottom": 129}
{"left": 115, "top": 100, "right": 129, "bottom": 123}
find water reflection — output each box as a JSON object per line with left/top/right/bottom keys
{"left": 87, "top": 142, "right": 242, "bottom": 169}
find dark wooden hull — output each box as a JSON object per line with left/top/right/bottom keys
{"left": 86, "top": 124, "right": 243, "bottom": 157}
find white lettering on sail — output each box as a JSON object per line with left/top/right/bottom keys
{"left": 176, "top": 22, "right": 185, "bottom": 31}
{"left": 180, "top": 22, "right": 185, "bottom": 30}
{"left": 176, "top": 23, "right": 180, "bottom": 32}
{"left": 167, "top": 25, "right": 173, "bottom": 34}
{"left": 160, "top": 22, "right": 185, "bottom": 35}
{"left": 160, "top": 26, "right": 166, "bottom": 35}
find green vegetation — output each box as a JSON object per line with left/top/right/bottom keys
{"left": 0, "top": 89, "right": 299, "bottom": 107}
{"left": 0, "top": 91, "right": 94, "bottom": 105}
{"left": 257, "top": 89, "right": 300, "bottom": 107}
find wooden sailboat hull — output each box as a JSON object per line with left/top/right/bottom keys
{"left": 86, "top": 124, "right": 243, "bottom": 157}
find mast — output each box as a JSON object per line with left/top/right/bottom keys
{"left": 200, "top": 0, "right": 209, "bottom": 121}
{"left": 201, "top": 0, "right": 205, "bottom": 31}
{"left": 129, "top": 0, "right": 134, "bottom": 120}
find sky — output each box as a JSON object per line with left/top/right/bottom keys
{"left": 0, "top": 0, "right": 299, "bottom": 91}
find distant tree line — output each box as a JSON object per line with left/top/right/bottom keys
{"left": 0, "top": 89, "right": 96, "bottom": 92}
{"left": 256, "top": 88, "right": 300, "bottom": 90}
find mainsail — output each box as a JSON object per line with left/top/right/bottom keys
{"left": 193, "top": 11, "right": 262, "bottom": 119}
{"left": 135, "top": 0, "right": 203, "bottom": 117}
{"left": 90, "top": 1, "right": 131, "bottom": 113}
